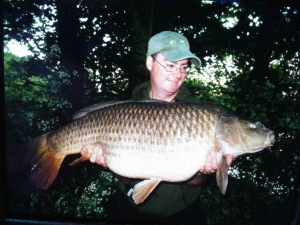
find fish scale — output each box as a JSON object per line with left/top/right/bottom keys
{"left": 25, "top": 100, "right": 275, "bottom": 204}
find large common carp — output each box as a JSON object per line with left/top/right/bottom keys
{"left": 25, "top": 100, "right": 275, "bottom": 204}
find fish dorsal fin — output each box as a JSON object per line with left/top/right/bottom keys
{"left": 131, "top": 178, "right": 162, "bottom": 204}
{"left": 72, "top": 100, "right": 133, "bottom": 120}
{"left": 72, "top": 99, "right": 168, "bottom": 120}
{"left": 216, "top": 155, "right": 229, "bottom": 194}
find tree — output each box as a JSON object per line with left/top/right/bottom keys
{"left": 55, "top": 0, "right": 85, "bottom": 117}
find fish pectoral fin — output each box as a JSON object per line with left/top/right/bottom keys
{"left": 216, "top": 155, "right": 229, "bottom": 195}
{"left": 132, "top": 178, "right": 162, "bottom": 204}
{"left": 69, "top": 154, "right": 90, "bottom": 166}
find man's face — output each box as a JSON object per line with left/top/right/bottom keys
{"left": 147, "top": 53, "right": 189, "bottom": 95}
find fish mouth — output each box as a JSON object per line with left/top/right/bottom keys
{"left": 264, "top": 131, "right": 276, "bottom": 147}
{"left": 249, "top": 132, "right": 275, "bottom": 154}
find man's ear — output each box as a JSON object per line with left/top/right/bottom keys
{"left": 146, "top": 56, "right": 153, "bottom": 71}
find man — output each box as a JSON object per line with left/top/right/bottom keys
{"left": 81, "top": 31, "right": 233, "bottom": 223}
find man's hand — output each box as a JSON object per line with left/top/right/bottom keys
{"left": 81, "top": 145, "right": 107, "bottom": 168}
{"left": 81, "top": 146, "right": 132, "bottom": 183}
{"left": 188, "top": 152, "right": 234, "bottom": 186}
{"left": 199, "top": 151, "right": 234, "bottom": 174}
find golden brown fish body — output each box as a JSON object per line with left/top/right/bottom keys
{"left": 25, "top": 100, "right": 275, "bottom": 204}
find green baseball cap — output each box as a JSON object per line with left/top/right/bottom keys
{"left": 146, "top": 31, "right": 201, "bottom": 67}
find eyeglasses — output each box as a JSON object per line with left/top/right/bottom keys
{"left": 152, "top": 57, "right": 191, "bottom": 73}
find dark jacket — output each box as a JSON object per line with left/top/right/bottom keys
{"left": 131, "top": 80, "right": 198, "bottom": 103}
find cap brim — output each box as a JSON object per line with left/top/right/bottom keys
{"left": 160, "top": 47, "right": 201, "bottom": 67}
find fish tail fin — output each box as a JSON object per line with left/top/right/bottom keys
{"left": 132, "top": 178, "right": 161, "bottom": 204}
{"left": 24, "top": 132, "right": 65, "bottom": 190}
{"left": 216, "top": 155, "right": 229, "bottom": 195}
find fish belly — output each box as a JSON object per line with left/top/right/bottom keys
{"left": 105, "top": 141, "right": 213, "bottom": 182}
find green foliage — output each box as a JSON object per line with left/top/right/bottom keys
{"left": 4, "top": 52, "right": 71, "bottom": 142}
{"left": 199, "top": 179, "right": 287, "bottom": 225}
{"left": 76, "top": 171, "right": 118, "bottom": 218}
{"left": 18, "top": 168, "right": 118, "bottom": 220}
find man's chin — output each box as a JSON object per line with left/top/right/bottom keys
{"left": 165, "top": 86, "right": 180, "bottom": 94}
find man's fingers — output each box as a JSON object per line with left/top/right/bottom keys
{"left": 80, "top": 145, "right": 107, "bottom": 167}
{"left": 211, "top": 151, "right": 218, "bottom": 170}
{"left": 200, "top": 153, "right": 234, "bottom": 174}
{"left": 88, "top": 146, "right": 107, "bottom": 167}
{"left": 200, "top": 151, "right": 219, "bottom": 174}
{"left": 200, "top": 152, "right": 214, "bottom": 174}
{"left": 95, "top": 147, "right": 102, "bottom": 163}
{"left": 100, "top": 156, "right": 108, "bottom": 168}
{"left": 90, "top": 149, "right": 97, "bottom": 163}
{"left": 205, "top": 152, "right": 212, "bottom": 171}
{"left": 226, "top": 154, "right": 234, "bottom": 166}
{"left": 96, "top": 152, "right": 101, "bottom": 164}
{"left": 81, "top": 146, "right": 88, "bottom": 155}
